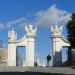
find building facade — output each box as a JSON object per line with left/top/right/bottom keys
{"left": 0, "top": 48, "right": 8, "bottom": 64}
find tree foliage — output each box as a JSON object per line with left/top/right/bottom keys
{"left": 67, "top": 13, "right": 75, "bottom": 48}
{"left": 66, "top": 13, "right": 75, "bottom": 66}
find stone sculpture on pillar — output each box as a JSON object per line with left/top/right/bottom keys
{"left": 8, "top": 27, "right": 17, "bottom": 41}
{"left": 25, "top": 24, "right": 37, "bottom": 37}
{"left": 51, "top": 23, "right": 63, "bottom": 36}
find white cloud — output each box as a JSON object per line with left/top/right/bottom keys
{"left": 0, "top": 23, "right": 5, "bottom": 29}
{"left": 0, "top": 17, "right": 31, "bottom": 31}
{"left": 6, "top": 17, "right": 26, "bottom": 29}
{"left": 35, "top": 4, "right": 71, "bottom": 26}
{"left": 0, "top": 5, "right": 72, "bottom": 30}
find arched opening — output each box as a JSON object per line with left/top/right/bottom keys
{"left": 16, "top": 46, "right": 26, "bottom": 66}
{"left": 53, "top": 51, "right": 62, "bottom": 66}
{"left": 54, "top": 48, "right": 68, "bottom": 66}
{"left": 62, "top": 47, "right": 68, "bottom": 66}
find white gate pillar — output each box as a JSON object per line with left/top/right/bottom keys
{"left": 8, "top": 27, "right": 17, "bottom": 66}
{"left": 8, "top": 43, "right": 16, "bottom": 66}
{"left": 25, "top": 24, "right": 37, "bottom": 66}
{"left": 26, "top": 38, "right": 35, "bottom": 66}
{"left": 52, "top": 36, "right": 62, "bottom": 66}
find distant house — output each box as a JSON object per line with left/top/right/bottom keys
{"left": 0, "top": 48, "right": 8, "bottom": 64}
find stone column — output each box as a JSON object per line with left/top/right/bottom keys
{"left": 26, "top": 36, "right": 35, "bottom": 67}
{"left": 8, "top": 42, "right": 16, "bottom": 66}
{"left": 52, "top": 37, "right": 62, "bottom": 66}
{"left": 7, "top": 27, "right": 17, "bottom": 66}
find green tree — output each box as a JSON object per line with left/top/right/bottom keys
{"left": 47, "top": 54, "right": 51, "bottom": 67}
{"left": 66, "top": 13, "right": 75, "bottom": 66}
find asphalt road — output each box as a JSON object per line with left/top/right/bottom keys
{"left": 0, "top": 67, "right": 75, "bottom": 75}
{"left": 0, "top": 72, "right": 73, "bottom": 75}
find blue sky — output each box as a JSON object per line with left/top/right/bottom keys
{"left": 0, "top": 0, "right": 75, "bottom": 65}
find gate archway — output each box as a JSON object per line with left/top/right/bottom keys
{"left": 8, "top": 24, "right": 37, "bottom": 67}
{"left": 51, "top": 24, "right": 70, "bottom": 66}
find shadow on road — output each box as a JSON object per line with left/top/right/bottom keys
{"left": 0, "top": 72, "right": 74, "bottom": 75}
